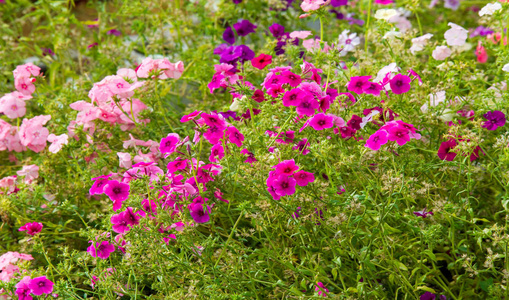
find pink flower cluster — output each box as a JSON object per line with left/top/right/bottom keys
{"left": 0, "top": 165, "right": 39, "bottom": 195}
{"left": 0, "top": 252, "right": 33, "bottom": 282}
{"left": 347, "top": 70, "right": 420, "bottom": 97}
{"left": 266, "top": 159, "right": 315, "bottom": 200}
{"left": 208, "top": 63, "right": 240, "bottom": 93}
{"left": 69, "top": 58, "right": 184, "bottom": 141}
{"left": 365, "top": 120, "right": 421, "bottom": 151}
{"left": 15, "top": 276, "right": 54, "bottom": 299}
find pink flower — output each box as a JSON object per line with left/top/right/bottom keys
{"left": 273, "top": 175, "right": 297, "bottom": 196}
{"left": 0, "top": 94, "right": 26, "bottom": 119}
{"left": 444, "top": 22, "right": 468, "bottom": 46}
{"left": 28, "top": 276, "right": 54, "bottom": 296}
{"left": 117, "top": 152, "right": 132, "bottom": 169}
{"left": 309, "top": 113, "right": 334, "bottom": 130}
{"left": 110, "top": 212, "right": 130, "bottom": 234}
{"left": 362, "top": 82, "right": 383, "bottom": 96}
{"left": 167, "top": 158, "right": 188, "bottom": 173}
{"left": 226, "top": 126, "right": 244, "bottom": 147}
{"left": 13, "top": 63, "right": 41, "bottom": 78}
{"left": 432, "top": 46, "right": 452, "bottom": 60}
{"left": 87, "top": 241, "right": 115, "bottom": 259}
{"left": 275, "top": 159, "right": 299, "bottom": 176}
{"left": 437, "top": 139, "right": 458, "bottom": 161}
{"left": 89, "top": 175, "right": 112, "bottom": 195}
{"left": 294, "top": 170, "right": 315, "bottom": 186}
{"left": 18, "top": 115, "right": 51, "bottom": 153}
{"left": 387, "top": 126, "right": 410, "bottom": 145}
{"left": 289, "top": 31, "right": 312, "bottom": 39}
{"left": 301, "top": 0, "right": 329, "bottom": 12}
{"left": 47, "top": 133, "right": 68, "bottom": 153}
{"left": 365, "top": 130, "right": 389, "bottom": 150}
{"left": 315, "top": 282, "right": 329, "bottom": 297}
{"left": 159, "top": 133, "right": 180, "bottom": 154}
{"left": 16, "top": 165, "right": 39, "bottom": 184}
{"left": 347, "top": 76, "right": 371, "bottom": 94}
{"left": 209, "top": 143, "right": 225, "bottom": 162}
{"left": 296, "top": 96, "right": 320, "bottom": 116}
{"left": 104, "top": 180, "right": 130, "bottom": 211}
{"left": 136, "top": 57, "right": 184, "bottom": 79}
{"left": 201, "top": 112, "right": 227, "bottom": 128}
{"left": 19, "top": 222, "right": 43, "bottom": 236}
{"left": 475, "top": 41, "right": 488, "bottom": 63}
{"left": 251, "top": 53, "right": 272, "bottom": 70}
{"left": 389, "top": 74, "right": 411, "bottom": 94}
{"left": 15, "top": 276, "right": 33, "bottom": 300}
{"left": 281, "top": 71, "right": 302, "bottom": 87}
{"left": 282, "top": 88, "right": 304, "bottom": 107}
{"left": 14, "top": 77, "right": 36, "bottom": 95}
{"left": 180, "top": 110, "right": 202, "bottom": 123}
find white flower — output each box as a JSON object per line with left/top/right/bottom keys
{"left": 429, "top": 91, "right": 447, "bottom": 107}
{"left": 230, "top": 96, "right": 246, "bottom": 112}
{"left": 374, "top": 9, "right": 398, "bottom": 21}
{"left": 444, "top": 22, "right": 468, "bottom": 46}
{"left": 337, "top": 30, "right": 360, "bottom": 56}
{"left": 410, "top": 33, "right": 433, "bottom": 54}
{"left": 383, "top": 30, "right": 402, "bottom": 40}
{"left": 438, "top": 109, "right": 455, "bottom": 122}
{"left": 479, "top": 2, "right": 502, "bottom": 16}
{"left": 432, "top": 46, "right": 452, "bottom": 60}
{"left": 374, "top": 63, "right": 400, "bottom": 83}
{"left": 503, "top": 63, "right": 509, "bottom": 72}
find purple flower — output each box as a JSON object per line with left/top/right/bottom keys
{"left": 232, "top": 0, "right": 242, "bottom": 3}
{"left": 309, "top": 113, "right": 334, "bottom": 130}
{"left": 293, "top": 207, "right": 301, "bottom": 219}
{"left": 220, "top": 45, "right": 242, "bottom": 63}
{"left": 42, "top": 48, "right": 55, "bottom": 56}
{"left": 233, "top": 20, "right": 257, "bottom": 37}
{"left": 87, "top": 42, "right": 99, "bottom": 49}
{"left": 444, "top": 0, "right": 460, "bottom": 10}
{"left": 389, "top": 74, "right": 412, "bottom": 94}
{"left": 104, "top": 180, "right": 130, "bottom": 211}
{"left": 107, "top": 29, "right": 121, "bottom": 36}
{"left": 470, "top": 26, "right": 493, "bottom": 38}
{"left": 87, "top": 241, "right": 115, "bottom": 259}
{"left": 223, "top": 27, "right": 235, "bottom": 45}
{"left": 189, "top": 203, "right": 211, "bottom": 223}
{"left": 269, "top": 23, "right": 285, "bottom": 38}
{"left": 413, "top": 208, "right": 434, "bottom": 218}
{"left": 19, "top": 222, "right": 43, "bottom": 236}
{"left": 331, "top": 0, "right": 348, "bottom": 6}
{"left": 28, "top": 276, "right": 54, "bottom": 296}
{"left": 237, "top": 44, "right": 255, "bottom": 61}
{"left": 482, "top": 110, "right": 506, "bottom": 131}
{"left": 296, "top": 95, "right": 319, "bottom": 116}
{"left": 213, "top": 43, "right": 229, "bottom": 55}
{"left": 437, "top": 139, "right": 458, "bottom": 161}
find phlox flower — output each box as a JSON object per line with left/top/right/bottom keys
{"left": 189, "top": 203, "right": 211, "bottom": 223}
{"left": 226, "top": 126, "right": 244, "bottom": 147}
{"left": 19, "top": 222, "right": 43, "bottom": 236}
{"left": 104, "top": 180, "right": 130, "bottom": 211}
{"left": 209, "top": 143, "right": 225, "bottom": 162}
{"left": 294, "top": 170, "right": 315, "bottom": 186}
{"left": 251, "top": 53, "right": 272, "bottom": 70}
{"left": 444, "top": 23, "right": 468, "bottom": 46}
{"left": 87, "top": 241, "right": 115, "bottom": 259}
{"left": 432, "top": 46, "right": 452, "bottom": 60}
{"left": 437, "top": 139, "right": 458, "bottom": 161}
{"left": 309, "top": 113, "right": 334, "bottom": 130}
{"left": 159, "top": 133, "right": 180, "bottom": 154}
{"left": 89, "top": 174, "right": 112, "bottom": 195}
{"left": 300, "top": 0, "right": 328, "bottom": 12}
{"left": 47, "top": 133, "right": 68, "bottom": 154}
{"left": 389, "top": 74, "right": 411, "bottom": 94}
{"left": 15, "top": 276, "right": 33, "bottom": 300}
{"left": 14, "top": 77, "right": 36, "bottom": 96}
{"left": 410, "top": 33, "right": 433, "bottom": 54}
{"left": 275, "top": 159, "right": 299, "bottom": 176}
{"left": 315, "top": 282, "right": 329, "bottom": 297}
{"left": 413, "top": 208, "right": 434, "bottom": 218}
{"left": 28, "top": 276, "right": 54, "bottom": 296}
{"left": 16, "top": 164, "right": 39, "bottom": 184}
{"left": 365, "top": 130, "right": 389, "bottom": 150}
{"left": 347, "top": 76, "right": 371, "bottom": 94}
{"left": 482, "top": 110, "right": 506, "bottom": 130}
{"left": 0, "top": 94, "right": 26, "bottom": 119}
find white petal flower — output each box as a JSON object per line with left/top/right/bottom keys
{"left": 444, "top": 22, "right": 468, "bottom": 46}
{"left": 503, "top": 63, "right": 509, "bottom": 72}
{"left": 374, "top": 9, "right": 398, "bottom": 21}
{"left": 479, "top": 2, "right": 502, "bottom": 16}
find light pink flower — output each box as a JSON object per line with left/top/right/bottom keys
{"left": 117, "top": 152, "right": 132, "bottom": 168}
{"left": 289, "top": 31, "right": 312, "bottom": 39}
{"left": 444, "top": 22, "right": 468, "bottom": 46}
{"left": 0, "top": 93, "right": 26, "bottom": 119}
{"left": 47, "top": 133, "right": 68, "bottom": 153}
{"left": 14, "top": 77, "right": 36, "bottom": 95}
{"left": 432, "top": 46, "right": 452, "bottom": 60}
{"left": 16, "top": 165, "right": 39, "bottom": 184}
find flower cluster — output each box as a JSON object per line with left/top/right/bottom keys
{"left": 266, "top": 159, "right": 314, "bottom": 200}
{"left": 15, "top": 276, "right": 54, "bottom": 299}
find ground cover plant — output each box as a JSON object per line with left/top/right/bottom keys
{"left": 1, "top": 0, "right": 509, "bottom": 298}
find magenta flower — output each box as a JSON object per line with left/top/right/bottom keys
{"left": 28, "top": 276, "right": 54, "bottom": 296}
{"left": 296, "top": 96, "right": 319, "bottom": 116}
{"left": 281, "top": 71, "right": 302, "bottom": 87}
{"left": 437, "top": 139, "right": 458, "bottom": 161}
{"left": 315, "top": 282, "right": 329, "bottom": 297}
{"left": 389, "top": 73, "right": 412, "bottom": 94}
{"left": 19, "top": 222, "right": 43, "bottom": 236}
{"left": 104, "top": 180, "right": 130, "bottom": 211}
{"left": 275, "top": 159, "right": 299, "bottom": 176}
{"left": 159, "top": 133, "right": 180, "bottom": 154}
{"left": 15, "top": 276, "right": 33, "bottom": 300}
{"left": 226, "top": 126, "right": 244, "bottom": 147}
{"left": 482, "top": 110, "right": 506, "bottom": 130}
{"left": 189, "top": 203, "right": 211, "bottom": 223}
{"left": 294, "top": 170, "right": 315, "bottom": 186}
{"left": 269, "top": 23, "right": 285, "bottom": 38}
{"left": 387, "top": 126, "right": 410, "bottom": 146}
{"left": 180, "top": 110, "right": 202, "bottom": 123}
{"left": 87, "top": 241, "right": 115, "bottom": 259}
{"left": 89, "top": 175, "right": 112, "bottom": 195}
{"left": 365, "top": 130, "right": 389, "bottom": 151}
{"left": 251, "top": 53, "right": 272, "bottom": 70}
{"left": 414, "top": 208, "right": 434, "bottom": 218}
{"left": 282, "top": 88, "right": 304, "bottom": 107}
{"left": 223, "top": 27, "right": 235, "bottom": 44}
{"left": 363, "top": 81, "right": 383, "bottom": 96}
{"left": 273, "top": 175, "right": 297, "bottom": 196}
{"left": 209, "top": 143, "right": 225, "bottom": 163}
{"left": 203, "top": 125, "right": 225, "bottom": 145}
{"left": 347, "top": 114, "right": 363, "bottom": 131}
{"left": 106, "top": 29, "right": 121, "bottom": 36}
{"left": 167, "top": 158, "right": 188, "bottom": 173}
{"left": 347, "top": 76, "right": 371, "bottom": 94}
{"left": 309, "top": 113, "right": 334, "bottom": 130}
{"left": 111, "top": 212, "right": 130, "bottom": 234}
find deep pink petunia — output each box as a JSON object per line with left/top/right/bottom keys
{"left": 15, "top": 276, "right": 33, "bottom": 300}
{"left": 167, "top": 158, "right": 188, "bottom": 173}
{"left": 189, "top": 203, "right": 211, "bottom": 223}
{"left": 87, "top": 241, "right": 115, "bottom": 259}
{"left": 201, "top": 113, "right": 227, "bottom": 128}
{"left": 209, "top": 143, "right": 225, "bottom": 163}
{"left": 111, "top": 212, "right": 130, "bottom": 234}
{"left": 159, "top": 133, "right": 180, "bottom": 154}
{"left": 251, "top": 54, "right": 272, "bottom": 70}
{"left": 28, "top": 276, "right": 54, "bottom": 296}
{"left": 347, "top": 76, "right": 371, "bottom": 94}
{"left": 482, "top": 110, "right": 506, "bottom": 131}
{"left": 365, "top": 130, "right": 389, "bottom": 151}
{"left": 296, "top": 95, "right": 319, "bottom": 116}
{"left": 437, "top": 139, "right": 458, "bottom": 161}
{"left": 19, "top": 222, "right": 43, "bottom": 236}
{"left": 389, "top": 74, "right": 412, "bottom": 94}
{"left": 309, "top": 113, "right": 334, "bottom": 130}
{"left": 413, "top": 208, "right": 433, "bottom": 218}
{"left": 363, "top": 81, "right": 383, "bottom": 96}
{"left": 282, "top": 88, "right": 304, "bottom": 107}
{"left": 281, "top": 71, "right": 302, "bottom": 87}
{"left": 89, "top": 175, "right": 112, "bottom": 195}
{"left": 273, "top": 175, "right": 297, "bottom": 197}
{"left": 104, "top": 180, "right": 130, "bottom": 211}
{"left": 226, "top": 126, "right": 244, "bottom": 147}
{"left": 274, "top": 159, "right": 299, "bottom": 176}
{"left": 180, "top": 110, "right": 202, "bottom": 123}
{"left": 387, "top": 126, "right": 410, "bottom": 146}
{"left": 294, "top": 170, "right": 315, "bottom": 186}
